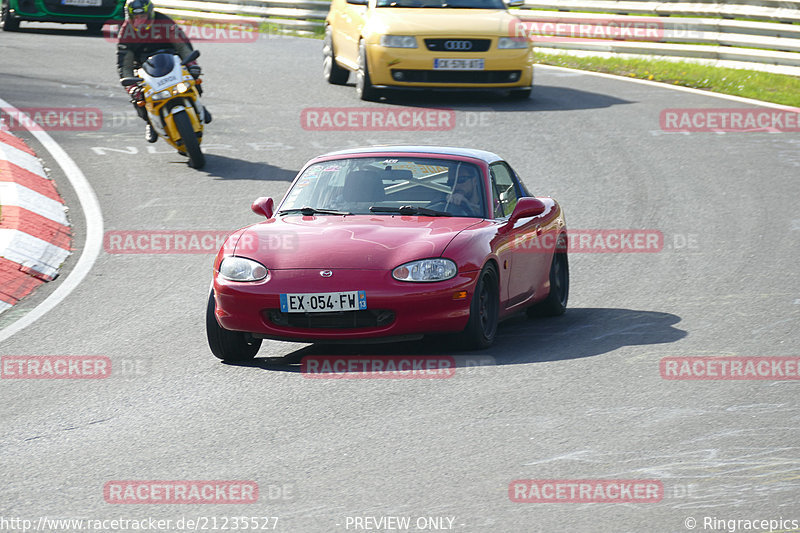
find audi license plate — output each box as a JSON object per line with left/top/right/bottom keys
{"left": 280, "top": 291, "right": 367, "bottom": 313}
{"left": 434, "top": 59, "right": 484, "bottom": 71}
{"left": 62, "top": 0, "right": 102, "bottom": 6}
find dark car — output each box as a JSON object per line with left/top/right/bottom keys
{"left": 1, "top": 0, "right": 123, "bottom": 32}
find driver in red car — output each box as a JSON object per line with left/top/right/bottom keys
{"left": 116, "top": 0, "right": 211, "bottom": 143}
{"left": 447, "top": 165, "right": 483, "bottom": 217}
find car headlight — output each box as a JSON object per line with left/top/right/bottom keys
{"left": 380, "top": 35, "right": 418, "bottom": 48}
{"left": 392, "top": 258, "right": 457, "bottom": 282}
{"left": 497, "top": 37, "right": 529, "bottom": 49}
{"left": 219, "top": 257, "right": 268, "bottom": 282}
{"left": 152, "top": 89, "right": 172, "bottom": 100}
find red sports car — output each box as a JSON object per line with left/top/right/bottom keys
{"left": 207, "top": 146, "right": 568, "bottom": 361}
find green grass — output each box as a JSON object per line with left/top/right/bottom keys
{"left": 536, "top": 52, "right": 800, "bottom": 107}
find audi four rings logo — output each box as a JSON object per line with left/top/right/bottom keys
{"left": 320, "top": 270, "right": 333, "bottom": 277}
{"left": 444, "top": 40, "right": 472, "bottom": 50}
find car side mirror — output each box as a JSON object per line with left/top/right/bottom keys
{"left": 346, "top": 0, "right": 368, "bottom": 5}
{"left": 251, "top": 197, "right": 274, "bottom": 219}
{"left": 507, "top": 0, "right": 524, "bottom": 6}
{"left": 509, "top": 197, "right": 546, "bottom": 223}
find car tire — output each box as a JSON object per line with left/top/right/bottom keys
{"left": 527, "top": 234, "right": 569, "bottom": 317}
{"left": 206, "top": 290, "right": 262, "bottom": 362}
{"left": 1, "top": 1, "right": 20, "bottom": 31}
{"left": 323, "top": 26, "right": 349, "bottom": 85}
{"left": 462, "top": 264, "right": 500, "bottom": 349}
{"left": 356, "top": 40, "right": 380, "bottom": 101}
{"left": 509, "top": 88, "right": 531, "bottom": 100}
{"left": 86, "top": 22, "right": 103, "bottom": 34}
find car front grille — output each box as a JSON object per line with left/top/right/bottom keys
{"left": 41, "top": 0, "right": 118, "bottom": 16}
{"left": 390, "top": 69, "right": 522, "bottom": 84}
{"left": 424, "top": 39, "right": 491, "bottom": 52}
{"left": 266, "top": 309, "right": 395, "bottom": 329}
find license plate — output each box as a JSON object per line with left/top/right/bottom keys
{"left": 62, "top": 0, "right": 102, "bottom": 6}
{"left": 280, "top": 291, "right": 367, "bottom": 313}
{"left": 434, "top": 58, "right": 484, "bottom": 71}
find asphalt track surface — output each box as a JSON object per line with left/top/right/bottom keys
{"left": 1, "top": 24, "right": 799, "bottom": 533}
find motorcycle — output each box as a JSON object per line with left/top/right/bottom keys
{"left": 121, "top": 49, "right": 206, "bottom": 169}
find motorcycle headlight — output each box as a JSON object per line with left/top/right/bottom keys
{"left": 175, "top": 82, "right": 190, "bottom": 93}
{"left": 392, "top": 258, "right": 457, "bottom": 282}
{"left": 219, "top": 257, "right": 268, "bottom": 282}
{"left": 380, "top": 35, "right": 418, "bottom": 48}
{"left": 497, "top": 37, "right": 529, "bottom": 49}
{"left": 152, "top": 89, "right": 172, "bottom": 100}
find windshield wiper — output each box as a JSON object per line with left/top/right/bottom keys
{"left": 370, "top": 205, "right": 451, "bottom": 217}
{"left": 277, "top": 206, "right": 352, "bottom": 216}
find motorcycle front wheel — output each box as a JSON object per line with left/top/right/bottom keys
{"left": 173, "top": 110, "right": 205, "bottom": 169}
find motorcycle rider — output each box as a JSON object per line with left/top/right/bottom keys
{"left": 116, "top": 0, "right": 211, "bottom": 143}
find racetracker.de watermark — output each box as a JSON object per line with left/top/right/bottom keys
{"left": 0, "top": 107, "right": 102, "bottom": 132}
{"left": 1, "top": 356, "right": 111, "bottom": 379}
{"left": 104, "top": 481, "right": 259, "bottom": 504}
{"left": 301, "top": 356, "right": 456, "bottom": 379}
{"left": 103, "top": 231, "right": 296, "bottom": 254}
{"left": 300, "top": 107, "right": 456, "bottom": 131}
{"left": 660, "top": 357, "right": 800, "bottom": 380}
{"left": 660, "top": 108, "right": 800, "bottom": 132}
{"left": 104, "top": 18, "right": 259, "bottom": 43}
{"left": 510, "top": 17, "right": 664, "bottom": 42}
{"left": 509, "top": 479, "right": 663, "bottom": 503}
{"left": 512, "top": 230, "right": 663, "bottom": 253}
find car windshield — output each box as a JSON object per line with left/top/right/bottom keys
{"left": 377, "top": 0, "right": 505, "bottom": 8}
{"left": 280, "top": 156, "right": 487, "bottom": 218}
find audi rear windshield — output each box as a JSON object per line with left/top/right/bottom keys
{"left": 377, "top": 0, "right": 506, "bottom": 8}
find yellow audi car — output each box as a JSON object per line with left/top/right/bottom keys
{"left": 323, "top": 0, "right": 533, "bottom": 100}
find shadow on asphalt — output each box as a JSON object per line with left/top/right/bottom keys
{"left": 222, "top": 307, "right": 686, "bottom": 374}
{"left": 351, "top": 85, "right": 631, "bottom": 112}
{"left": 200, "top": 154, "right": 298, "bottom": 181}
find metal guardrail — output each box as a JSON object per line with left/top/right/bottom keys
{"left": 152, "top": 0, "right": 800, "bottom": 75}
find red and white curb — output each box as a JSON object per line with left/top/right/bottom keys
{"left": 0, "top": 130, "right": 71, "bottom": 314}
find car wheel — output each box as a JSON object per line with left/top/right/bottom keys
{"left": 323, "top": 26, "right": 349, "bottom": 85}
{"left": 509, "top": 88, "right": 531, "bottom": 100}
{"left": 527, "top": 234, "right": 569, "bottom": 317}
{"left": 86, "top": 22, "right": 103, "bottom": 34}
{"left": 462, "top": 264, "right": 499, "bottom": 349}
{"left": 356, "top": 40, "right": 380, "bottom": 101}
{"left": 206, "top": 289, "right": 262, "bottom": 362}
{"left": 1, "top": 1, "right": 20, "bottom": 31}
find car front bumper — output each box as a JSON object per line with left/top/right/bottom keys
{"left": 366, "top": 42, "right": 533, "bottom": 89}
{"left": 213, "top": 267, "right": 479, "bottom": 342}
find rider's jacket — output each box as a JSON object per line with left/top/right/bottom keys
{"left": 117, "top": 12, "right": 194, "bottom": 78}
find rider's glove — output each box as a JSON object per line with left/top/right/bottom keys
{"left": 126, "top": 85, "right": 144, "bottom": 103}
{"left": 187, "top": 64, "right": 202, "bottom": 79}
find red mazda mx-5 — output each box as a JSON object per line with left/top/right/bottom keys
{"left": 207, "top": 146, "right": 568, "bottom": 361}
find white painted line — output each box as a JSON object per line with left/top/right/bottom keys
{"left": 0, "top": 182, "right": 69, "bottom": 225}
{"left": 0, "top": 97, "right": 104, "bottom": 344}
{"left": 536, "top": 64, "right": 800, "bottom": 112}
{"left": 0, "top": 142, "right": 47, "bottom": 178}
{"left": 0, "top": 229, "right": 70, "bottom": 280}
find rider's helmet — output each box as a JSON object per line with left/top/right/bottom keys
{"left": 125, "top": 0, "right": 155, "bottom": 32}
